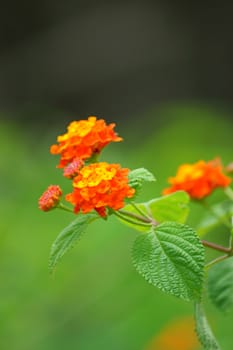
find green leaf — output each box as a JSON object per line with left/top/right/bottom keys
{"left": 119, "top": 191, "right": 190, "bottom": 233}
{"left": 197, "top": 200, "right": 233, "bottom": 236}
{"left": 148, "top": 191, "right": 190, "bottom": 223}
{"left": 132, "top": 222, "right": 204, "bottom": 301}
{"left": 208, "top": 257, "right": 233, "bottom": 312}
{"left": 49, "top": 212, "right": 99, "bottom": 272}
{"left": 231, "top": 216, "right": 233, "bottom": 241}
{"left": 128, "top": 168, "right": 156, "bottom": 194}
{"left": 194, "top": 301, "right": 221, "bottom": 350}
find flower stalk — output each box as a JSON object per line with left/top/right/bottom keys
{"left": 201, "top": 239, "right": 232, "bottom": 254}
{"left": 205, "top": 254, "right": 229, "bottom": 270}
{"left": 118, "top": 209, "right": 152, "bottom": 224}
{"left": 113, "top": 210, "right": 152, "bottom": 228}
{"left": 57, "top": 203, "right": 74, "bottom": 213}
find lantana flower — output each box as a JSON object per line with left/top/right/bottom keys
{"left": 163, "top": 158, "right": 231, "bottom": 199}
{"left": 66, "top": 162, "right": 135, "bottom": 217}
{"left": 39, "top": 185, "right": 62, "bottom": 211}
{"left": 50, "top": 116, "right": 122, "bottom": 167}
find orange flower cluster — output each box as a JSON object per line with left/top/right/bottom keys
{"left": 39, "top": 185, "right": 62, "bottom": 211}
{"left": 39, "top": 116, "right": 135, "bottom": 217}
{"left": 66, "top": 162, "right": 135, "bottom": 217}
{"left": 50, "top": 116, "right": 122, "bottom": 167}
{"left": 163, "top": 158, "right": 231, "bottom": 199}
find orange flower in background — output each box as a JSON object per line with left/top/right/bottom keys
{"left": 39, "top": 185, "right": 62, "bottom": 211}
{"left": 66, "top": 162, "right": 135, "bottom": 217}
{"left": 163, "top": 158, "right": 231, "bottom": 199}
{"left": 145, "top": 316, "right": 198, "bottom": 350}
{"left": 50, "top": 116, "right": 122, "bottom": 168}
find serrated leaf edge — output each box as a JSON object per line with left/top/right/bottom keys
{"left": 132, "top": 222, "right": 205, "bottom": 301}
{"left": 49, "top": 213, "right": 99, "bottom": 272}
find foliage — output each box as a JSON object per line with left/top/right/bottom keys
{"left": 128, "top": 167, "right": 156, "bottom": 195}
{"left": 120, "top": 191, "right": 190, "bottom": 232}
{"left": 132, "top": 222, "right": 204, "bottom": 301}
{"left": 208, "top": 257, "right": 233, "bottom": 312}
{"left": 35, "top": 113, "right": 233, "bottom": 350}
{"left": 49, "top": 212, "right": 99, "bottom": 272}
{"left": 2, "top": 111, "right": 233, "bottom": 350}
{"left": 197, "top": 201, "right": 233, "bottom": 236}
{"left": 194, "top": 302, "right": 220, "bottom": 350}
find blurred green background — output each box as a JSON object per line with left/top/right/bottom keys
{"left": 1, "top": 1, "right": 233, "bottom": 348}
{"left": 1, "top": 105, "right": 233, "bottom": 350}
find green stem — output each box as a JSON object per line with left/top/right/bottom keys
{"left": 130, "top": 202, "right": 151, "bottom": 220}
{"left": 118, "top": 209, "right": 152, "bottom": 224}
{"left": 205, "top": 254, "right": 229, "bottom": 270}
{"left": 224, "top": 186, "right": 233, "bottom": 201}
{"left": 57, "top": 203, "right": 74, "bottom": 213}
{"left": 201, "top": 199, "right": 231, "bottom": 229}
{"left": 201, "top": 239, "right": 231, "bottom": 254}
{"left": 113, "top": 210, "right": 152, "bottom": 228}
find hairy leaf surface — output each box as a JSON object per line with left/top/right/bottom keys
{"left": 49, "top": 212, "right": 99, "bottom": 272}
{"left": 132, "top": 222, "right": 204, "bottom": 301}
{"left": 128, "top": 168, "right": 156, "bottom": 195}
{"left": 208, "top": 257, "right": 233, "bottom": 312}
{"left": 194, "top": 302, "right": 221, "bottom": 350}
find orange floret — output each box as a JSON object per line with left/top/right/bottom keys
{"left": 63, "top": 158, "right": 84, "bottom": 179}
{"left": 38, "top": 185, "right": 62, "bottom": 211}
{"left": 163, "top": 158, "right": 231, "bottom": 199}
{"left": 50, "top": 116, "right": 122, "bottom": 167}
{"left": 66, "top": 162, "right": 135, "bottom": 217}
